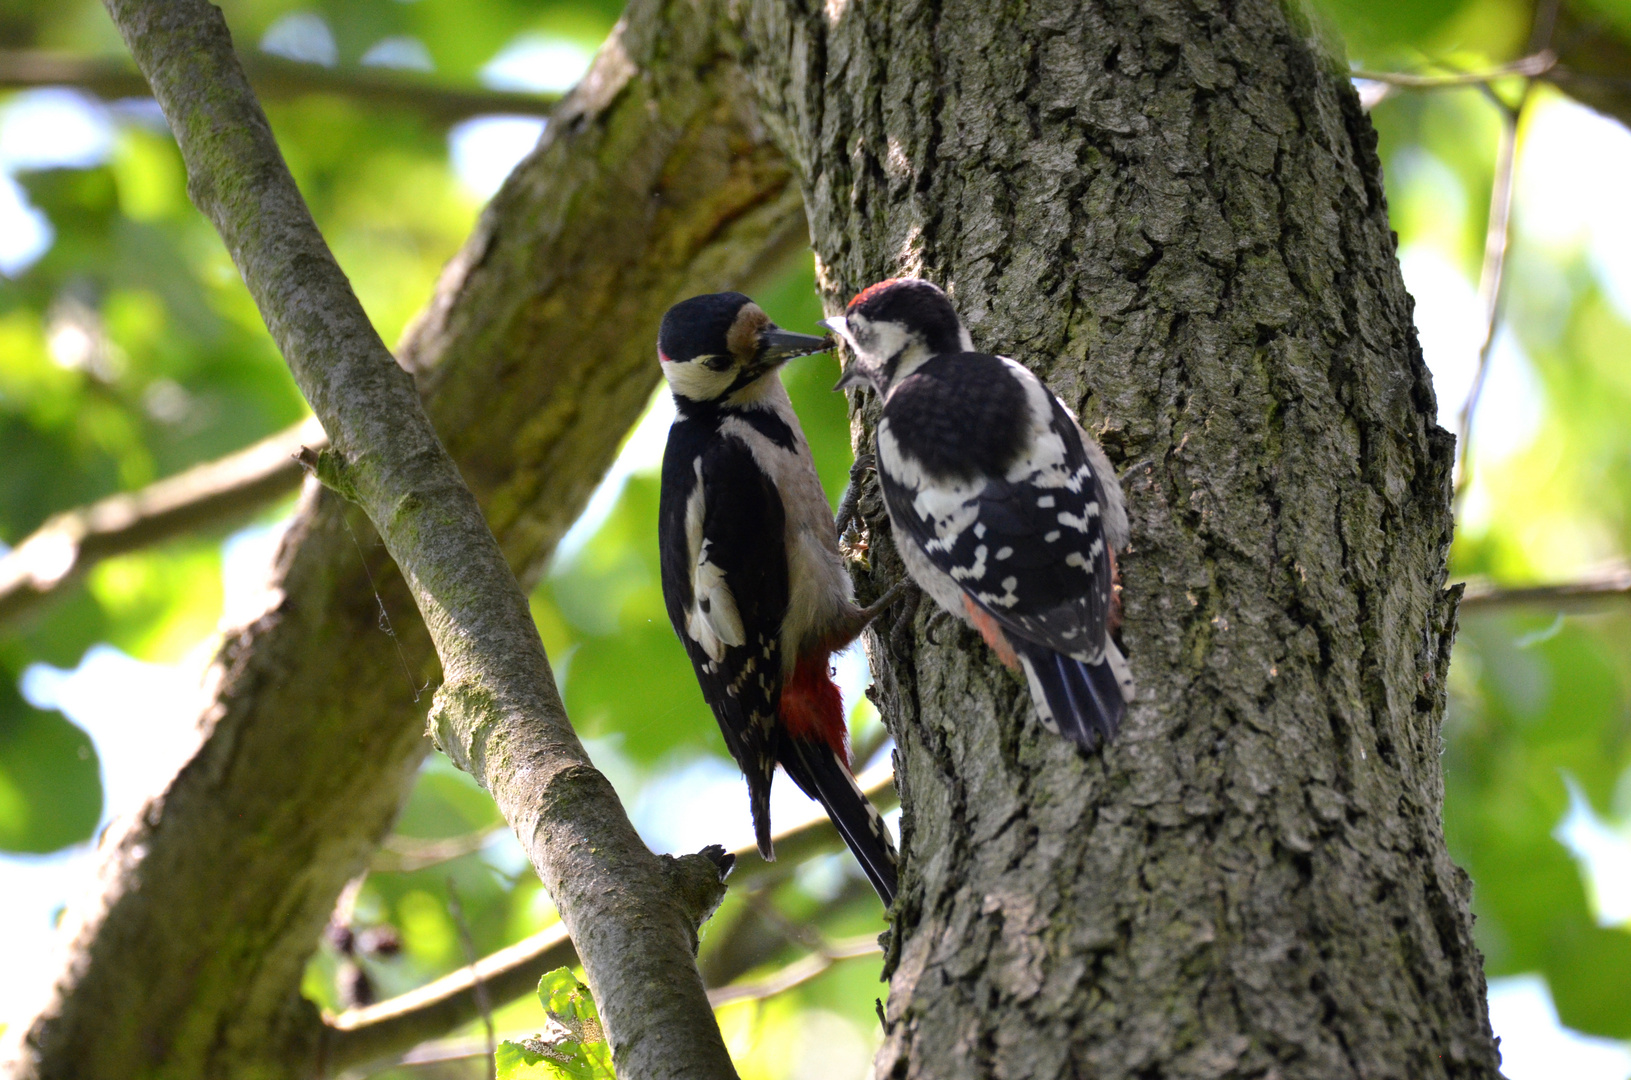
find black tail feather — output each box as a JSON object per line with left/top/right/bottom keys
{"left": 1015, "top": 640, "right": 1125, "bottom": 751}
{"left": 782, "top": 740, "right": 899, "bottom": 905}
{"left": 749, "top": 780, "right": 775, "bottom": 862}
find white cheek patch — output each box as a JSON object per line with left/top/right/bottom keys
{"left": 863, "top": 319, "right": 910, "bottom": 366}
{"left": 851, "top": 315, "right": 937, "bottom": 384}
{"left": 663, "top": 359, "right": 736, "bottom": 402}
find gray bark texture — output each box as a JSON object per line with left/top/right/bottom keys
{"left": 0, "top": 0, "right": 798, "bottom": 1076}
{"left": 743, "top": 1, "right": 1500, "bottom": 1077}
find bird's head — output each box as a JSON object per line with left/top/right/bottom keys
{"left": 824, "top": 278, "right": 972, "bottom": 396}
{"left": 658, "top": 292, "right": 832, "bottom": 406}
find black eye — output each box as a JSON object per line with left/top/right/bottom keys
{"left": 702, "top": 355, "right": 733, "bottom": 372}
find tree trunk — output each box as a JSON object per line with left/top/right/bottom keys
{"left": 745, "top": 1, "right": 1500, "bottom": 1076}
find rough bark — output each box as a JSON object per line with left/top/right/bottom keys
{"left": 0, "top": 0, "right": 798, "bottom": 1076}
{"left": 744, "top": 1, "right": 1500, "bottom": 1077}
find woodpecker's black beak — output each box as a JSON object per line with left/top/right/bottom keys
{"left": 819, "top": 316, "right": 861, "bottom": 392}
{"left": 832, "top": 363, "right": 870, "bottom": 393}
{"left": 755, "top": 327, "right": 832, "bottom": 369}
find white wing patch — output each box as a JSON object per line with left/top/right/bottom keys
{"left": 878, "top": 423, "right": 986, "bottom": 556}
{"left": 683, "top": 458, "right": 745, "bottom": 662}
{"left": 996, "top": 355, "right": 1129, "bottom": 549}
{"left": 1000, "top": 355, "right": 1131, "bottom": 549}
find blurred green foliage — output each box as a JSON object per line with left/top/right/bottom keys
{"left": 3, "top": 0, "right": 1631, "bottom": 1071}
{"left": 1340, "top": 0, "right": 1631, "bottom": 1043}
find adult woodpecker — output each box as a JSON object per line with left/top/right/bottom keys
{"left": 656, "top": 292, "right": 901, "bottom": 904}
{"left": 825, "top": 279, "right": 1135, "bottom": 750}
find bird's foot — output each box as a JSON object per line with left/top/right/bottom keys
{"left": 923, "top": 606, "right": 955, "bottom": 647}
{"left": 834, "top": 452, "right": 877, "bottom": 540}
{"left": 889, "top": 586, "right": 923, "bottom": 653}
{"left": 859, "top": 579, "right": 910, "bottom": 625}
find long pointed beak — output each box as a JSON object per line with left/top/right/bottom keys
{"left": 818, "top": 315, "right": 848, "bottom": 339}
{"left": 833, "top": 362, "right": 870, "bottom": 393}
{"left": 757, "top": 327, "right": 833, "bottom": 367}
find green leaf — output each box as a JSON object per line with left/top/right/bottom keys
{"left": 1544, "top": 918, "right": 1631, "bottom": 1038}
{"left": 0, "top": 679, "right": 102, "bottom": 853}
{"left": 495, "top": 969, "right": 614, "bottom": 1080}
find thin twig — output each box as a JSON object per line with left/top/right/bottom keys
{"left": 1352, "top": 50, "right": 1556, "bottom": 90}
{"left": 0, "top": 416, "right": 322, "bottom": 628}
{"left": 389, "top": 1031, "right": 537, "bottom": 1068}
{"left": 371, "top": 829, "right": 503, "bottom": 874}
{"left": 1528, "top": 0, "right": 1561, "bottom": 59}
{"left": 1453, "top": 86, "right": 1529, "bottom": 509}
{"left": 706, "top": 934, "right": 884, "bottom": 1008}
{"left": 444, "top": 881, "right": 496, "bottom": 1080}
{"left": 0, "top": 48, "right": 560, "bottom": 123}
{"left": 1458, "top": 569, "right": 1631, "bottom": 612}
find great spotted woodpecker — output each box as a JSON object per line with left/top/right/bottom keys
{"left": 825, "top": 279, "right": 1135, "bottom": 750}
{"left": 656, "top": 292, "right": 901, "bottom": 904}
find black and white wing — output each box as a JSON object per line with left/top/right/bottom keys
{"left": 878, "top": 353, "right": 1120, "bottom": 660}
{"left": 878, "top": 353, "right": 1133, "bottom": 746}
{"left": 659, "top": 424, "right": 788, "bottom": 856}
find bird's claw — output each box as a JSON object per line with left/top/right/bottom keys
{"left": 923, "top": 607, "right": 955, "bottom": 647}
{"left": 834, "top": 452, "right": 878, "bottom": 540}
{"left": 889, "top": 587, "right": 923, "bottom": 653}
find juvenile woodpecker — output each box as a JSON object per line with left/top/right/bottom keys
{"left": 825, "top": 279, "right": 1135, "bottom": 750}
{"left": 656, "top": 292, "right": 901, "bottom": 904}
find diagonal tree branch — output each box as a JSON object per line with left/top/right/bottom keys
{"left": 704, "top": 934, "right": 883, "bottom": 1008}
{"left": 0, "top": 48, "right": 558, "bottom": 123}
{"left": 0, "top": 417, "right": 320, "bottom": 628}
{"left": 93, "top": 1, "right": 737, "bottom": 1077}
{"left": 1351, "top": 50, "right": 1557, "bottom": 90}
{"left": 1453, "top": 86, "right": 1528, "bottom": 507}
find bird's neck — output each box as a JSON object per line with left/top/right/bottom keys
{"left": 723, "top": 370, "right": 792, "bottom": 413}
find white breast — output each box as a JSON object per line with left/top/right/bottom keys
{"left": 719, "top": 379, "right": 855, "bottom": 672}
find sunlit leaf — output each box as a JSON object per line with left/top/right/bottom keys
{"left": 496, "top": 968, "right": 614, "bottom": 1080}
{"left": 0, "top": 679, "right": 101, "bottom": 853}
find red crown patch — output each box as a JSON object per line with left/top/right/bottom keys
{"left": 847, "top": 278, "right": 907, "bottom": 311}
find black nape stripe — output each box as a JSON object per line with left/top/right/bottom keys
{"left": 672, "top": 394, "right": 797, "bottom": 453}
{"left": 738, "top": 409, "right": 797, "bottom": 452}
